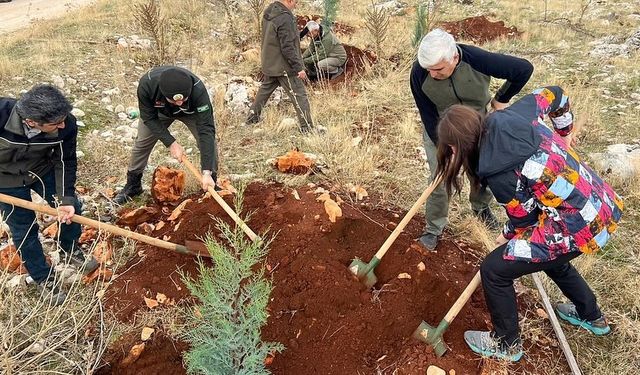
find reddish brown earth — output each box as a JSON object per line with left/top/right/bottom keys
{"left": 441, "top": 15, "right": 522, "bottom": 44}
{"left": 95, "top": 332, "right": 188, "bottom": 375}
{"left": 100, "top": 182, "right": 561, "bottom": 374}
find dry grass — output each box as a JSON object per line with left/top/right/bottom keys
{"left": 1, "top": 0, "right": 639, "bottom": 373}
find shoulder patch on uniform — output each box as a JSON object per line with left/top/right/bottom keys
{"left": 197, "top": 104, "right": 210, "bottom": 113}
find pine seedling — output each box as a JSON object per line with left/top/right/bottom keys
{"left": 364, "top": 1, "right": 390, "bottom": 59}
{"left": 179, "top": 201, "right": 282, "bottom": 374}
{"left": 411, "top": 2, "right": 429, "bottom": 48}
{"left": 323, "top": 0, "right": 339, "bottom": 28}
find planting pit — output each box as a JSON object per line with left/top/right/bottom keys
{"left": 441, "top": 15, "right": 522, "bottom": 44}
{"left": 100, "top": 182, "right": 562, "bottom": 374}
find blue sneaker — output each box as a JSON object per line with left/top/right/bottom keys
{"left": 464, "top": 331, "right": 524, "bottom": 362}
{"left": 555, "top": 303, "right": 611, "bottom": 336}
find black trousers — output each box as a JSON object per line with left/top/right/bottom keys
{"left": 481, "top": 244, "right": 602, "bottom": 345}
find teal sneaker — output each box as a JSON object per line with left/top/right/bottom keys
{"left": 555, "top": 303, "right": 611, "bottom": 336}
{"left": 464, "top": 331, "right": 524, "bottom": 362}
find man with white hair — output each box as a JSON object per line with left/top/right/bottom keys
{"left": 300, "top": 21, "right": 347, "bottom": 80}
{"left": 410, "top": 28, "right": 533, "bottom": 251}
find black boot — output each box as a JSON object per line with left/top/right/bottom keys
{"left": 114, "top": 171, "right": 143, "bottom": 204}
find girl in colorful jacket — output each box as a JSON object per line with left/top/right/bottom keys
{"left": 435, "top": 86, "right": 624, "bottom": 361}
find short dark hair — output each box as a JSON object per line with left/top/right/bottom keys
{"left": 15, "top": 84, "right": 72, "bottom": 124}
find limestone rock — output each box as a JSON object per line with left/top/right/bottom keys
{"left": 589, "top": 143, "right": 640, "bottom": 179}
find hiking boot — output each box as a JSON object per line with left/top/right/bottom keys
{"left": 555, "top": 303, "right": 611, "bottom": 336}
{"left": 418, "top": 233, "right": 438, "bottom": 251}
{"left": 473, "top": 208, "right": 501, "bottom": 231}
{"left": 114, "top": 171, "right": 143, "bottom": 205}
{"left": 65, "top": 250, "right": 100, "bottom": 275}
{"left": 464, "top": 331, "right": 524, "bottom": 362}
{"left": 36, "top": 276, "right": 66, "bottom": 306}
{"left": 329, "top": 67, "right": 344, "bottom": 80}
{"left": 245, "top": 110, "right": 260, "bottom": 126}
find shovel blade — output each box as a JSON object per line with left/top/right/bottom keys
{"left": 348, "top": 259, "right": 378, "bottom": 288}
{"left": 413, "top": 320, "right": 448, "bottom": 357}
{"left": 184, "top": 240, "right": 212, "bottom": 258}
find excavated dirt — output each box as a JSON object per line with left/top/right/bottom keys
{"left": 100, "top": 182, "right": 561, "bottom": 374}
{"left": 95, "top": 331, "right": 188, "bottom": 375}
{"left": 441, "top": 15, "right": 522, "bottom": 44}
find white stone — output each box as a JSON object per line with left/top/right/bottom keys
{"left": 117, "top": 112, "right": 128, "bottom": 120}
{"left": 102, "top": 88, "right": 121, "bottom": 96}
{"left": 105, "top": 105, "right": 114, "bottom": 112}
{"left": 101, "top": 97, "right": 112, "bottom": 104}
{"left": 66, "top": 78, "right": 77, "bottom": 85}
{"left": 7, "top": 274, "right": 26, "bottom": 289}
{"left": 71, "top": 108, "right": 85, "bottom": 118}
{"left": 590, "top": 43, "right": 629, "bottom": 58}
{"left": 372, "top": 0, "right": 407, "bottom": 15}
{"left": 114, "top": 104, "right": 125, "bottom": 113}
{"left": 100, "top": 130, "right": 114, "bottom": 138}
{"left": 76, "top": 120, "right": 86, "bottom": 127}
{"left": 589, "top": 143, "right": 640, "bottom": 179}
{"left": 51, "top": 75, "right": 65, "bottom": 89}
{"left": 625, "top": 29, "right": 640, "bottom": 50}
{"left": 26, "top": 340, "right": 45, "bottom": 354}
{"left": 224, "top": 81, "right": 251, "bottom": 114}
{"left": 76, "top": 150, "right": 85, "bottom": 158}
{"left": 278, "top": 117, "right": 298, "bottom": 131}
{"left": 426, "top": 366, "right": 446, "bottom": 375}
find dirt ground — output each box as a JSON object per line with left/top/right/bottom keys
{"left": 0, "top": 0, "right": 96, "bottom": 35}
{"left": 98, "top": 182, "right": 562, "bottom": 374}
{"left": 441, "top": 15, "right": 522, "bottom": 44}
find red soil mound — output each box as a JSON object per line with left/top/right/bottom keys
{"left": 100, "top": 182, "right": 560, "bottom": 374}
{"left": 441, "top": 15, "right": 522, "bottom": 44}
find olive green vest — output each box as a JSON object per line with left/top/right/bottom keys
{"left": 422, "top": 50, "right": 491, "bottom": 115}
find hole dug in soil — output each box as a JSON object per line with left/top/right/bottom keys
{"left": 99, "top": 182, "right": 561, "bottom": 374}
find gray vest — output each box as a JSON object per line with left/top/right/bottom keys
{"left": 422, "top": 59, "right": 491, "bottom": 116}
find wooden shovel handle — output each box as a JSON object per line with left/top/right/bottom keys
{"left": 443, "top": 271, "right": 481, "bottom": 324}
{"left": 533, "top": 273, "right": 582, "bottom": 375}
{"left": 373, "top": 175, "right": 442, "bottom": 260}
{"left": 180, "top": 157, "right": 261, "bottom": 243}
{"left": 0, "top": 193, "right": 203, "bottom": 257}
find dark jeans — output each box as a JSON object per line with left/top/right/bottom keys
{"left": 481, "top": 244, "right": 602, "bottom": 345}
{"left": 0, "top": 170, "right": 82, "bottom": 283}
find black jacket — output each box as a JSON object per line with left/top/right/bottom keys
{"left": 137, "top": 66, "right": 216, "bottom": 171}
{"left": 0, "top": 98, "right": 78, "bottom": 205}
{"left": 410, "top": 44, "right": 533, "bottom": 143}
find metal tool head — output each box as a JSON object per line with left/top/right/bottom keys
{"left": 348, "top": 258, "right": 378, "bottom": 289}
{"left": 412, "top": 320, "right": 448, "bottom": 357}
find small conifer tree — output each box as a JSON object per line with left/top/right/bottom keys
{"left": 322, "top": 0, "right": 339, "bottom": 28}
{"left": 411, "top": 2, "right": 429, "bottom": 48}
{"left": 180, "top": 192, "right": 282, "bottom": 374}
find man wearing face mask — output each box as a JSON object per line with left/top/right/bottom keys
{"left": 410, "top": 28, "right": 534, "bottom": 251}
{"left": 115, "top": 66, "right": 219, "bottom": 204}
{"left": 300, "top": 20, "right": 347, "bottom": 80}
{"left": 0, "top": 84, "right": 99, "bottom": 305}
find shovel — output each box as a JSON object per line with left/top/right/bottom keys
{"left": 181, "top": 156, "right": 261, "bottom": 243}
{"left": 348, "top": 176, "right": 442, "bottom": 288}
{"left": 0, "top": 193, "right": 210, "bottom": 258}
{"left": 413, "top": 271, "right": 481, "bottom": 357}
